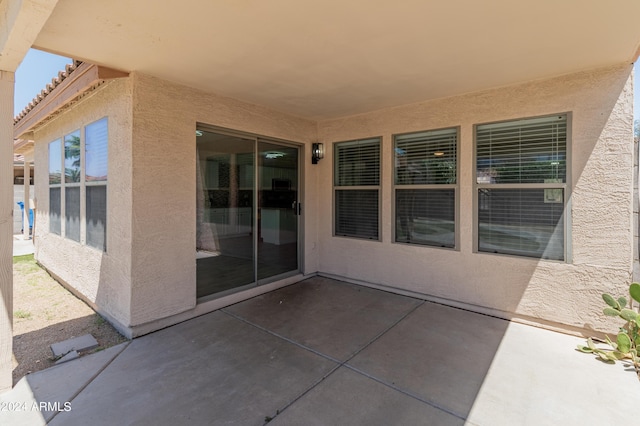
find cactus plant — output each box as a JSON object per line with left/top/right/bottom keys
{"left": 577, "top": 283, "right": 640, "bottom": 380}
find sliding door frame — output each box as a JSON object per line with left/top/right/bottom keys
{"left": 196, "top": 123, "right": 304, "bottom": 299}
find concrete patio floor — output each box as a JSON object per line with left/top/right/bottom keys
{"left": 1, "top": 276, "right": 638, "bottom": 425}
{"left": 12, "top": 235, "right": 34, "bottom": 257}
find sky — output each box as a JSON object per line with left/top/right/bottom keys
{"left": 12, "top": 49, "right": 640, "bottom": 122}
{"left": 14, "top": 49, "right": 72, "bottom": 117}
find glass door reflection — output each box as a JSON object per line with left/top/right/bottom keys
{"left": 258, "top": 141, "right": 299, "bottom": 281}
{"left": 196, "top": 130, "right": 300, "bottom": 299}
{"left": 196, "top": 131, "right": 255, "bottom": 298}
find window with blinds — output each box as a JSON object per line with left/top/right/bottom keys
{"left": 334, "top": 138, "right": 380, "bottom": 240}
{"left": 64, "top": 130, "right": 81, "bottom": 242}
{"left": 475, "top": 114, "right": 567, "bottom": 260}
{"left": 394, "top": 128, "right": 457, "bottom": 247}
{"left": 49, "top": 139, "right": 62, "bottom": 234}
{"left": 46, "top": 117, "right": 108, "bottom": 251}
{"left": 85, "top": 117, "right": 108, "bottom": 250}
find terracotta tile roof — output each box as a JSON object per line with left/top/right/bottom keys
{"left": 13, "top": 60, "right": 83, "bottom": 125}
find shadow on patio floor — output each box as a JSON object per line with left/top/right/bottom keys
{"left": 1, "top": 276, "right": 638, "bottom": 425}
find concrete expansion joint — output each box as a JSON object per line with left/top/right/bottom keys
{"left": 341, "top": 363, "right": 466, "bottom": 422}
{"left": 222, "top": 301, "right": 456, "bottom": 424}
{"left": 220, "top": 309, "right": 342, "bottom": 363}
{"left": 46, "top": 341, "right": 131, "bottom": 424}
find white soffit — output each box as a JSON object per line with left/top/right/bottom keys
{"left": 34, "top": 0, "right": 640, "bottom": 120}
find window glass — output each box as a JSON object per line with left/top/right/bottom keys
{"left": 65, "top": 187, "right": 81, "bottom": 242}
{"left": 85, "top": 118, "right": 108, "bottom": 181}
{"left": 46, "top": 118, "right": 108, "bottom": 251}
{"left": 476, "top": 115, "right": 566, "bottom": 184}
{"left": 476, "top": 115, "right": 567, "bottom": 260}
{"left": 49, "top": 187, "right": 61, "bottom": 235}
{"left": 86, "top": 186, "right": 107, "bottom": 250}
{"left": 334, "top": 138, "right": 380, "bottom": 186}
{"left": 394, "top": 128, "right": 457, "bottom": 247}
{"left": 478, "top": 189, "right": 564, "bottom": 260}
{"left": 335, "top": 189, "right": 379, "bottom": 239}
{"left": 395, "top": 128, "right": 457, "bottom": 185}
{"left": 64, "top": 130, "right": 81, "bottom": 183}
{"left": 49, "top": 139, "right": 61, "bottom": 184}
{"left": 334, "top": 138, "right": 381, "bottom": 240}
{"left": 396, "top": 189, "right": 455, "bottom": 247}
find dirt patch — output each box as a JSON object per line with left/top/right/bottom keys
{"left": 12, "top": 254, "right": 127, "bottom": 385}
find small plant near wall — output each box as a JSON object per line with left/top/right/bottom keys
{"left": 577, "top": 283, "right": 640, "bottom": 380}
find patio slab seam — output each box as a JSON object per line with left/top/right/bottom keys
{"left": 341, "top": 363, "right": 466, "bottom": 422}
{"left": 221, "top": 308, "right": 343, "bottom": 363}
{"left": 222, "top": 300, "right": 438, "bottom": 424}
{"left": 46, "top": 341, "right": 131, "bottom": 424}
{"left": 331, "top": 300, "right": 467, "bottom": 422}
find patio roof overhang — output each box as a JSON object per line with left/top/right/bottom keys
{"left": 25, "top": 0, "right": 640, "bottom": 121}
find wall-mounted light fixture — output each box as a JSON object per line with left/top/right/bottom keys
{"left": 312, "top": 142, "right": 324, "bottom": 164}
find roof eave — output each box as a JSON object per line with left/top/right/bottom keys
{"left": 13, "top": 62, "right": 128, "bottom": 139}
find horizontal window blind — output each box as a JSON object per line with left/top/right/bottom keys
{"left": 476, "top": 115, "right": 566, "bottom": 184}
{"left": 87, "top": 186, "right": 107, "bottom": 251}
{"left": 49, "top": 187, "right": 61, "bottom": 235}
{"left": 394, "top": 128, "right": 457, "bottom": 248}
{"left": 335, "top": 138, "right": 380, "bottom": 186}
{"left": 85, "top": 118, "right": 108, "bottom": 182}
{"left": 395, "top": 128, "right": 457, "bottom": 185}
{"left": 335, "top": 190, "right": 378, "bottom": 239}
{"left": 476, "top": 114, "right": 567, "bottom": 260}
{"left": 478, "top": 189, "right": 564, "bottom": 260}
{"left": 334, "top": 138, "right": 380, "bottom": 240}
{"left": 396, "top": 189, "right": 455, "bottom": 247}
{"left": 65, "top": 187, "right": 81, "bottom": 242}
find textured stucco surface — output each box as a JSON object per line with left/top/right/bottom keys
{"left": 33, "top": 78, "right": 133, "bottom": 330}
{"left": 317, "top": 64, "right": 635, "bottom": 333}
{"left": 31, "top": 64, "right": 636, "bottom": 336}
{"left": 33, "top": 73, "right": 319, "bottom": 334}
{"left": 127, "top": 73, "right": 318, "bottom": 327}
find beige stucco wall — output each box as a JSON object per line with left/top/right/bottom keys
{"left": 317, "top": 64, "right": 635, "bottom": 333}
{"left": 31, "top": 72, "right": 319, "bottom": 335}
{"left": 30, "top": 64, "right": 635, "bottom": 337}
{"left": 33, "top": 78, "right": 134, "bottom": 330}
{"left": 127, "top": 73, "right": 318, "bottom": 327}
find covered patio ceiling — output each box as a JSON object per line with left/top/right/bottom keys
{"left": 24, "top": 0, "right": 640, "bottom": 120}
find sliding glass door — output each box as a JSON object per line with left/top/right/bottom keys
{"left": 196, "top": 128, "right": 299, "bottom": 299}
{"left": 258, "top": 141, "right": 299, "bottom": 280}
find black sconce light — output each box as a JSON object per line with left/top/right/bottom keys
{"left": 312, "top": 142, "right": 324, "bottom": 164}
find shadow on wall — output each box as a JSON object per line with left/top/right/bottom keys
{"left": 321, "top": 65, "right": 635, "bottom": 337}
{"left": 24, "top": 66, "right": 632, "bottom": 423}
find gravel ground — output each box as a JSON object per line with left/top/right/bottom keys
{"left": 12, "top": 254, "right": 127, "bottom": 385}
